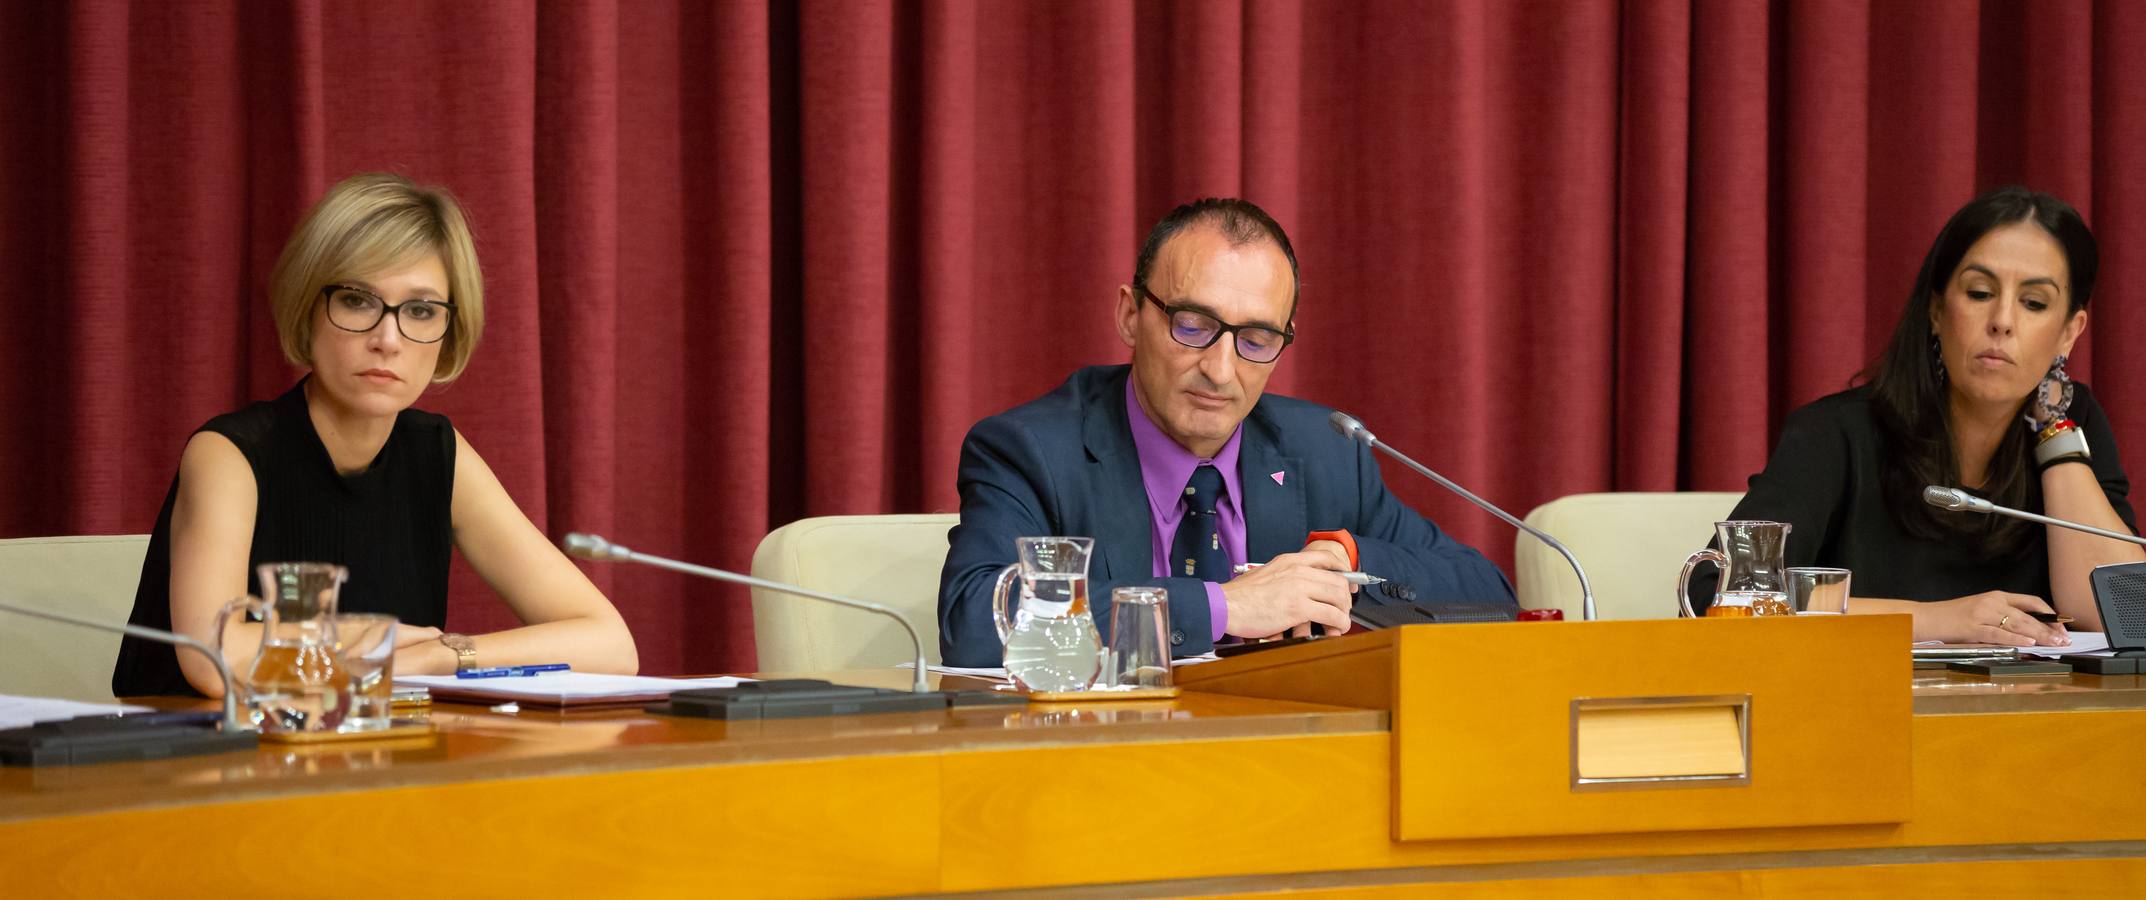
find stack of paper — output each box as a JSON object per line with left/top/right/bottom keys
{"left": 394, "top": 673, "right": 754, "bottom": 707}
{"left": 2021, "top": 632, "right": 2113, "bottom": 658}
{"left": 0, "top": 694, "right": 152, "bottom": 730}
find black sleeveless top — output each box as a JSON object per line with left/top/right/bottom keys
{"left": 1687, "top": 382, "right": 2133, "bottom": 611}
{"left": 112, "top": 378, "right": 456, "bottom": 696}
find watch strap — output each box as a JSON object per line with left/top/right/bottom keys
{"left": 2036, "top": 423, "right": 2091, "bottom": 469}
{"left": 1307, "top": 529, "right": 1358, "bottom": 569}
{"left": 439, "top": 633, "right": 478, "bottom": 672}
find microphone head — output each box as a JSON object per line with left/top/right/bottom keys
{"left": 1329, "top": 410, "right": 1375, "bottom": 445}
{"left": 564, "top": 532, "right": 627, "bottom": 561}
{"left": 1923, "top": 485, "right": 1982, "bottom": 512}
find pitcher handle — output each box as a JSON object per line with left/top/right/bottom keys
{"left": 1676, "top": 549, "right": 1726, "bottom": 618}
{"left": 210, "top": 594, "right": 267, "bottom": 687}
{"left": 991, "top": 563, "right": 1022, "bottom": 644}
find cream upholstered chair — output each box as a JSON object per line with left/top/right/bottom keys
{"left": 1515, "top": 492, "right": 1744, "bottom": 620}
{"left": 0, "top": 535, "right": 151, "bottom": 701}
{"left": 748, "top": 514, "right": 957, "bottom": 673}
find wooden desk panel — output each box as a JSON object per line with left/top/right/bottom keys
{"left": 939, "top": 733, "right": 1394, "bottom": 891}
{"left": 1122, "top": 857, "right": 2146, "bottom": 898}
{"left": 1389, "top": 617, "right": 1911, "bottom": 840}
{"left": 4, "top": 752, "right": 943, "bottom": 899}
{"left": 0, "top": 679, "right": 1380, "bottom": 824}
{"left": 4, "top": 667, "right": 2145, "bottom": 897}
{"left": 1912, "top": 669, "right": 2146, "bottom": 714}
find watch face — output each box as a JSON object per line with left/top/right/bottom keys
{"left": 441, "top": 633, "right": 474, "bottom": 652}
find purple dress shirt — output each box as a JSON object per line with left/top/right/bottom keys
{"left": 1126, "top": 379, "right": 1246, "bottom": 641}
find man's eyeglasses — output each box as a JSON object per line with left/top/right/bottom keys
{"left": 1137, "top": 284, "right": 1294, "bottom": 364}
{"left": 320, "top": 284, "right": 457, "bottom": 344}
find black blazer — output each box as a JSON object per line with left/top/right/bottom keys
{"left": 1690, "top": 382, "right": 2134, "bottom": 610}
{"left": 937, "top": 365, "right": 1515, "bottom": 667}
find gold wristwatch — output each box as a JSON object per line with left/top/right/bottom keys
{"left": 439, "top": 633, "right": 477, "bottom": 672}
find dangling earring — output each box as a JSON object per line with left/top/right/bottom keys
{"left": 2048, "top": 353, "right": 2070, "bottom": 382}
{"left": 1930, "top": 332, "right": 1946, "bottom": 385}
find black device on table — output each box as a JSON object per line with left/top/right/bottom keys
{"left": 1211, "top": 600, "right": 1519, "bottom": 658}
{"left": 2060, "top": 562, "right": 2146, "bottom": 675}
{"left": 649, "top": 679, "right": 1025, "bottom": 720}
{"left": 0, "top": 712, "right": 256, "bottom": 767}
{"left": 1946, "top": 659, "right": 2072, "bottom": 677}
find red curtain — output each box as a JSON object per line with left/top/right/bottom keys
{"left": 5, "top": 1, "right": 2142, "bottom": 675}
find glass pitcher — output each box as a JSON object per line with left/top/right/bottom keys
{"left": 212, "top": 562, "right": 354, "bottom": 732}
{"left": 1677, "top": 521, "right": 1794, "bottom": 617}
{"left": 991, "top": 536, "right": 1102, "bottom": 692}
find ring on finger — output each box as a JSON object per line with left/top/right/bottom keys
{"left": 1998, "top": 614, "right": 2012, "bottom": 629}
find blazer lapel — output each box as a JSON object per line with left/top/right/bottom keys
{"left": 1083, "top": 376, "right": 1154, "bottom": 583}
{"left": 1239, "top": 409, "right": 1307, "bottom": 562}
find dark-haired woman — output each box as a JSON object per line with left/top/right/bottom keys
{"left": 1691, "top": 186, "right": 2141, "bottom": 646}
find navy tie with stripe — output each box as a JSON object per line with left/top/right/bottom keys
{"left": 1171, "top": 464, "right": 1229, "bottom": 582}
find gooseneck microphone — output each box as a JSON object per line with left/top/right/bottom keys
{"left": 1329, "top": 411, "right": 1597, "bottom": 621}
{"left": 0, "top": 600, "right": 247, "bottom": 731}
{"left": 1923, "top": 485, "right": 2146, "bottom": 548}
{"left": 564, "top": 533, "right": 931, "bottom": 693}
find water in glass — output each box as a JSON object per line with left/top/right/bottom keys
{"left": 1000, "top": 574, "right": 1101, "bottom": 693}
{"left": 992, "top": 537, "right": 1102, "bottom": 693}
{"left": 332, "top": 613, "right": 398, "bottom": 732}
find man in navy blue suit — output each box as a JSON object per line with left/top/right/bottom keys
{"left": 937, "top": 198, "right": 1514, "bottom": 667}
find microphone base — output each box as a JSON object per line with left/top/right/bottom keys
{"left": 648, "top": 679, "right": 1026, "bottom": 721}
{"left": 1, "top": 714, "right": 257, "bottom": 767}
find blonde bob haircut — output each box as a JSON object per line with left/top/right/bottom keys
{"left": 268, "top": 172, "right": 484, "bottom": 382}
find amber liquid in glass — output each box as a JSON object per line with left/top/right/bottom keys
{"left": 246, "top": 643, "right": 351, "bottom": 732}
{"left": 1710, "top": 590, "right": 1791, "bottom": 618}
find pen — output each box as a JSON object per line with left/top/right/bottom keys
{"left": 455, "top": 664, "right": 572, "bottom": 679}
{"left": 1231, "top": 563, "right": 1386, "bottom": 586}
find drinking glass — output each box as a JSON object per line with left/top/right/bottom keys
{"left": 330, "top": 613, "right": 399, "bottom": 732}
{"left": 1102, "top": 586, "right": 1172, "bottom": 689}
{"left": 1787, "top": 568, "right": 1852, "bottom": 616}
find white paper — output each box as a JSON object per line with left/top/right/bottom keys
{"left": 0, "top": 694, "right": 152, "bottom": 730}
{"left": 2021, "top": 631, "right": 2113, "bottom": 658}
{"left": 1914, "top": 632, "right": 2115, "bottom": 658}
{"left": 899, "top": 652, "right": 1222, "bottom": 681}
{"left": 898, "top": 662, "right": 1010, "bottom": 680}
{"left": 394, "top": 672, "right": 753, "bottom": 701}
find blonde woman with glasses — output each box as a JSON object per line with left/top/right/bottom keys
{"left": 113, "top": 173, "right": 638, "bottom": 697}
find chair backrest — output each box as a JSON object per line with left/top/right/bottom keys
{"left": 0, "top": 535, "right": 151, "bottom": 701}
{"left": 748, "top": 514, "right": 957, "bottom": 673}
{"left": 1515, "top": 492, "right": 1743, "bottom": 620}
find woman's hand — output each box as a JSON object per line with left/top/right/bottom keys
{"left": 2024, "top": 354, "right": 2074, "bottom": 431}
{"left": 1919, "top": 591, "right": 2070, "bottom": 647}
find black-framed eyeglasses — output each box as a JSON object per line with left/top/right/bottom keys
{"left": 320, "top": 284, "right": 457, "bottom": 344}
{"left": 1137, "top": 284, "right": 1294, "bottom": 364}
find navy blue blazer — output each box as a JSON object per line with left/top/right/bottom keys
{"left": 938, "top": 365, "right": 1516, "bottom": 667}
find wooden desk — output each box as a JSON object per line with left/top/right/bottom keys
{"left": 3, "top": 651, "right": 2143, "bottom": 897}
